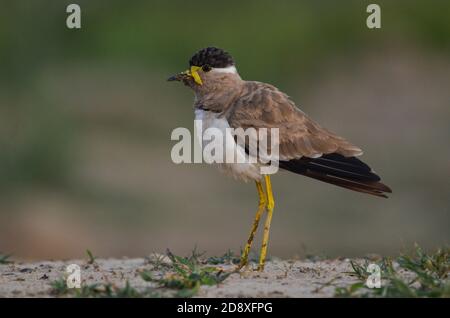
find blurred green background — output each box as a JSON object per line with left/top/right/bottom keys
{"left": 0, "top": 0, "right": 449, "bottom": 260}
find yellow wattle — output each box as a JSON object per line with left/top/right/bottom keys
{"left": 190, "top": 66, "right": 203, "bottom": 85}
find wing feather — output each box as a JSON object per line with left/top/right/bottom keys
{"left": 226, "top": 81, "right": 363, "bottom": 159}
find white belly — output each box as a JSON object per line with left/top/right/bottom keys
{"left": 194, "top": 109, "right": 262, "bottom": 182}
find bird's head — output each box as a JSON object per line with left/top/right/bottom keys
{"left": 168, "top": 47, "right": 240, "bottom": 94}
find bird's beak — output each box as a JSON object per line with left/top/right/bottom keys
{"left": 167, "top": 66, "right": 203, "bottom": 85}
{"left": 167, "top": 71, "right": 189, "bottom": 82}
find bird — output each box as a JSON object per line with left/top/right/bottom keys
{"left": 168, "top": 47, "right": 392, "bottom": 271}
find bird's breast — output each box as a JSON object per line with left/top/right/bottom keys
{"left": 194, "top": 109, "right": 262, "bottom": 182}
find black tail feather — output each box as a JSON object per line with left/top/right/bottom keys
{"left": 279, "top": 153, "right": 392, "bottom": 198}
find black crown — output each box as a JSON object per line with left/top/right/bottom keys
{"left": 189, "top": 47, "right": 235, "bottom": 68}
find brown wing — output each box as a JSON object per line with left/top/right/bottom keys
{"left": 226, "top": 81, "right": 363, "bottom": 160}
{"left": 226, "top": 81, "right": 391, "bottom": 198}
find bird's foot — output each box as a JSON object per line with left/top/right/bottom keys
{"left": 234, "top": 262, "right": 265, "bottom": 274}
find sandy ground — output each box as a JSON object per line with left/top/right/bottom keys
{"left": 0, "top": 256, "right": 368, "bottom": 298}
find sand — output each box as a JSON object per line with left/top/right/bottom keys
{"left": 0, "top": 255, "right": 370, "bottom": 297}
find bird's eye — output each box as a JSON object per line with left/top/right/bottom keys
{"left": 202, "top": 64, "right": 211, "bottom": 72}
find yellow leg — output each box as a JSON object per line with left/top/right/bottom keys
{"left": 258, "top": 175, "right": 275, "bottom": 271}
{"left": 238, "top": 181, "right": 266, "bottom": 269}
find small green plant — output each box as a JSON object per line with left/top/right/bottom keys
{"left": 206, "top": 249, "right": 240, "bottom": 265}
{"left": 146, "top": 253, "right": 172, "bottom": 271}
{"left": 50, "top": 278, "right": 160, "bottom": 298}
{"left": 75, "top": 281, "right": 159, "bottom": 298}
{"left": 86, "top": 249, "right": 96, "bottom": 264}
{"left": 0, "top": 253, "right": 12, "bottom": 264}
{"left": 335, "top": 245, "right": 449, "bottom": 298}
{"left": 50, "top": 248, "right": 232, "bottom": 298}
{"left": 141, "top": 249, "right": 231, "bottom": 297}
{"left": 50, "top": 278, "right": 69, "bottom": 296}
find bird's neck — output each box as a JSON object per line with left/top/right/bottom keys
{"left": 193, "top": 74, "right": 245, "bottom": 113}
